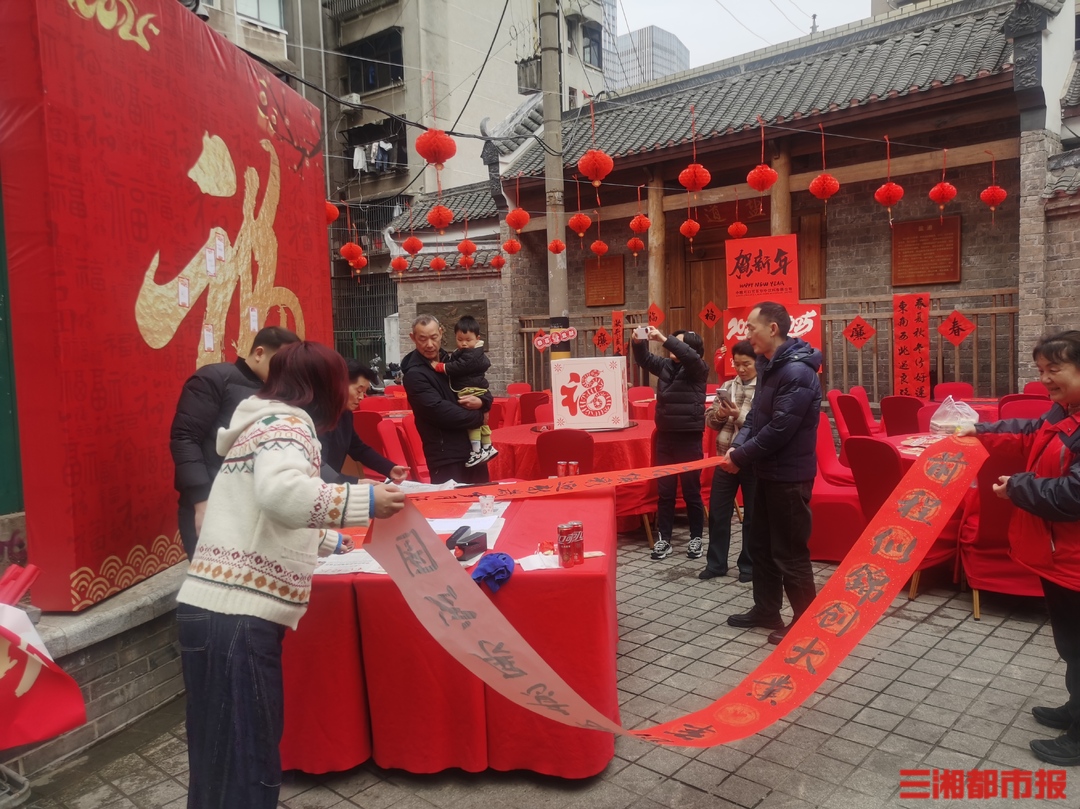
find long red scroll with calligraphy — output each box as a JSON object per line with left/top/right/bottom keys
{"left": 369, "top": 437, "right": 986, "bottom": 746}
{"left": 893, "top": 294, "right": 932, "bottom": 398}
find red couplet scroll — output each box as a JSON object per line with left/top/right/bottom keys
{"left": 371, "top": 437, "right": 986, "bottom": 747}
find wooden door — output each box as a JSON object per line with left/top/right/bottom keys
{"left": 688, "top": 257, "right": 726, "bottom": 381}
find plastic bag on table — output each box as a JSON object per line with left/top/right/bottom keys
{"left": 929, "top": 396, "right": 978, "bottom": 435}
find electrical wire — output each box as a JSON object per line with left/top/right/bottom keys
{"left": 452, "top": 0, "right": 511, "bottom": 130}
{"left": 710, "top": 0, "right": 773, "bottom": 46}
{"left": 768, "top": 0, "right": 806, "bottom": 35}
{"left": 616, "top": 0, "right": 645, "bottom": 87}
{"left": 784, "top": 0, "right": 815, "bottom": 21}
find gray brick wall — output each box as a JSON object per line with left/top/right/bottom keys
{"left": 3, "top": 612, "right": 183, "bottom": 777}
{"left": 1042, "top": 201, "right": 1080, "bottom": 336}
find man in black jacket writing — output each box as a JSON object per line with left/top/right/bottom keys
{"left": 402, "top": 315, "right": 492, "bottom": 484}
{"left": 720, "top": 302, "right": 821, "bottom": 645}
{"left": 169, "top": 326, "right": 298, "bottom": 559}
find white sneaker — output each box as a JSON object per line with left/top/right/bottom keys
{"left": 651, "top": 538, "right": 672, "bottom": 560}
{"left": 465, "top": 449, "right": 485, "bottom": 468}
{"left": 481, "top": 445, "right": 499, "bottom": 462}
{"left": 687, "top": 537, "right": 703, "bottom": 559}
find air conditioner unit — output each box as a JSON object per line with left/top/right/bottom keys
{"left": 341, "top": 93, "right": 363, "bottom": 107}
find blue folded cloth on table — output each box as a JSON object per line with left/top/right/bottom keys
{"left": 471, "top": 552, "right": 515, "bottom": 593}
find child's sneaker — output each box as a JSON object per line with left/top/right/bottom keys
{"left": 480, "top": 444, "right": 499, "bottom": 463}
{"left": 651, "top": 538, "right": 672, "bottom": 560}
{"left": 687, "top": 537, "right": 703, "bottom": 559}
{"left": 465, "top": 448, "right": 485, "bottom": 468}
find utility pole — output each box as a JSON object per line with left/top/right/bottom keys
{"left": 539, "top": 0, "right": 569, "bottom": 341}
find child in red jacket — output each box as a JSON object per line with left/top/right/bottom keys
{"left": 963, "top": 330, "right": 1080, "bottom": 766}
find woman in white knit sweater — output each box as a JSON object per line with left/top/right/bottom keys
{"left": 176, "top": 341, "right": 404, "bottom": 808}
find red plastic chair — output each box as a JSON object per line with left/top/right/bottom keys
{"left": 845, "top": 436, "right": 905, "bottom": 522}
{"left": 642, "top": 400, "right": 656, "bottom": 421}
{"left": 627, "top": 385, "right": 654, "bottom": 404}
{"left": 507, "top": 382, "right": 532, "bottom": 396}
{"left": 1023, "top": 380, "right": 1050, "bottom": 396}
{"left": 358, "top": 396, "right": 398, "bottom": 413}
{"left": 502, "top": 396, "right": 520, "bottom": 427}
{"left": 809, "top": 474, "right": 866, "bottom": 562}
{"left": 353, "top": 411, "right": 385, "bottom": 455}
{"left": 487, "top": 401, "right": 506, "bottom": 431}
{"left": 399, "top": 414, "right": 430, "bottom": 483}
{"left": 536, "top": 429, "right": 595, "bottom": 477}
{"left": 817, "top": 418, "right": 855, "bottom": 487}
{"left": 535, "top": 403, "right": 554, "bottom": 423}
{"left": 376, "top": 419, "right": 409, "bottom": 470}
{"left": 836, "top": 394, "right": 874, "bottom": 439}
{"left": 933, "top": 382, "right": 974, "bottom": 402}
{"left": 382, "top": 384, "right": 407, "bottom": 399}
{"left": 1000, "top": 399, "right": 1052, "bottom": 421}
{"left": 850, "top": 386, "right": 885, "bottom": 434}
{"left": 958, "top": 447, "right": 1042, "bottom": 619}
{"left": 826, "top": 389, "right": 852, "bottom": 464}
{"left": 880, "top": 395, "right": 924, "bottom": 436}
{"left": 999, "top": 393, "right": 1050, "bottom": 411}
{"left": 917, "top": 403, "right": 938, "bottom": 433}
{"left": 518, "top": 391, "right": 551, "bottom": 424}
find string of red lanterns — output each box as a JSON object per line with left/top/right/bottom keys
{"left": 808, "top": 124, "right": 839, "bottom": 211}
{"left": 928, "top": 148, "right": 956, "bottom": 222}
{"left": 873, "top": 135, "right": 904, "bottom": 226}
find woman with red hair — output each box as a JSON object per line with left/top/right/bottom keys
{"left": 176, "top": 341, "right": 405, "bottom": 807}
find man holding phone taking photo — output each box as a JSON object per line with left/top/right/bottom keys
{"left": 700, "top": 340, "right": 758, "bottom": 582}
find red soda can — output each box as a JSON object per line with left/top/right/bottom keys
{"left": 557, "top": 461, "right": 569, "bottom": 478}
{"left": 569, "top": 520, "right": 585, "bottom": 565}
{"left": 556, "top": 524, "right": 575, "bottom": 567}
{"left": 567, "top": 461, "right": 580, "bottom": 476}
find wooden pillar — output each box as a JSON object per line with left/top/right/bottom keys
{"left": 771, "top": 140, "right": 792, "bottom": 235}
{"left": 647, "top": 174, "right": 666, "bottom": 312}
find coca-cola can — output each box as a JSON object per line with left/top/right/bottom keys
{"left": 556, "top": 524, "right": 575, "bottom": 567}
{"left": 557, "top": 461, "right": 569, "bottom": 478}
{"left": 567, "top": 461, "right": 580, "bottom": 476}
{"left": 568, "top": 520, "right": 585, "bottom": 565}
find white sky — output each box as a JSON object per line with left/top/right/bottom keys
{"left": 616, "top": 1, "right": 875, "bottom": 68}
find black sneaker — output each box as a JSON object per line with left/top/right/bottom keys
{"left": 698, "top": 568, "right": 727, "bottom": 580}
{"left": 650, "top": 538, "right": 672, "bottom": 560}
{"left": 1030, "top": 735, "right": 1080, "bottom": 766}
{"left": 767, "top": 626, "right": 790, "bottom": 645}
{"left": 1033, "top": 705, "right": 1074, "bottom": 731}
{"left": 738, "top": 571, "right": 753, "bottom": 583}
{"left": 726, "top": 610, "right": 785, "bottom": 630}
{"left": 686, "top": 538, "right": 703, "bottom": 559}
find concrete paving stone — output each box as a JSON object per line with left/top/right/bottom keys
{"left": 621, "top": 695, "right": 669, "bottom": 720}
{"left": 606, "top": 763, "right": 668, "bottom": 796}
{"left": 648, "top": 705, "right": 690, "bottom": 724}
{"left": 625, "top": 799, "right": 666, "bottom": 809}
{"left": 835, "top": 721, "right": 889, "bottom": 748}
{"left": 693, "top": 744, "right": 750, "bottom": 773}
{"left": 713, "top": 773, "right": 770, "bottom": 808}
{"left": 875, "top": 734, "right": 933, "bottom": 761}
{"left": 852, "top": 707, "right": 904, "bottom": 732}
{"left": 965, "top": 699, "right": 1019, "bottom": 724}
{"left": 320, "top": 769, "right": 383, "bottom": 800}
{"left": 847, "top": 672, "right": 897, "bottom": 694}
{"left": 560, "top": 780, "right": 637, "bottom": 809}
{"left": 868, "top": 693, "right": 918, "bottom": 717}
{"left": 679, "top": 660, "right": 722, "bottom": 680}
{"left": 920, "top": 747, "right": 981, "bottom": 771}
{"left": 755, "top": 739, "right": 813, "bottom": 769}
{"left": 635, "top": 747, "right": 688, "bottom": 777}
{"left": 882, "top": 680, "right": 930, "bottom": 701}
{"left": 62, "top": 780, "right": 123, "bottom": 809}
{"left": 895, "top": 668, "right": 944, "bottom": 689}
{"left": 100, "top": 799, "right": 138, "bottom": 809}
{"left": 824, "top": 785, "right": 886, "bottom": 809}
{"left": 937, "top": 677, "right": 985, "bottom": 698}
{"left": 617, "top": 657, "right": 650, "bottom": 675}
{"left": 351, "top": 780, "right": 410, "bottom": 809}
{"left": 829, "top": 683, "right": 878, "bottom": 706}
{"left": 921, "top": 690, "right": 971, "bottom": 712}
{"left": 754, "top": 792, "right": 816, "bottom": 809}
{"left": 650, "top": 653, "right": 696, "bottom": 673}
{"left": 952, "top": 714, "right": 1007, "bottom": 741}
{"left": 733, "top": 755, "right": 791, "bottom": 789}
{"left": 819, "top": 736, "right": 874, "bottom": 767}
{"left": 907, "top": 703, "right": 960, "bottom": 728}
{"left": 871, "top": 650, "right": 920, "bottom": 670}
{"left": 938, "top": 729, "right": 995, "bottom": 758}
{"left": 284, "top": 785, "right": 352, "bottom": 809}
{"left": 626, "top": 646, "right": 665, "bottom": 664}
{"left": 893, "top": 717, "right": 948, "bottom": 744}
{"left": 979, "top": 686, "right": 1029, "bottom": 709}
{"left": 670, "top": 760, "right": 727, "bottom": 794}
{"left": 770, "top": 770, "right": 837, "bottom": 805}
{"left": 621, "top": 629, "right": 657, "bottom": 645}
{"left": 128, "top": 778, "right": 186, "bottom": 809}
{"left": 795, "top": 752, "right": 856, "bottom": 786}
{"left": 669, "top": 692, "right": 715, "bottom": 714}
{"left": 616, "top": 674, "right": 655, "bottom": 695}
{"left": 984, "top": 741, "right": 1040, "bottom": 769}
{"left": 642, "top": 637, "right": 682, "bottom": 654}
{"left": 645, "top": 780, "right": 736, "bottom": 809}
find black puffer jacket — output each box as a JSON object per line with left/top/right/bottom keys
{"left": 438, "top": 343, "right": 490, "bottom": 391}
{"left": 730, "top": 338, "right": 822, "bottom": 482}
{"left": 170, "top": 358, "right": 262, "bottom": 505}
{"left": 632, "top": 336, "right": 708, "bottom": 432}
{"left": 402, "top": 348, "right": 492, "bottom": 469}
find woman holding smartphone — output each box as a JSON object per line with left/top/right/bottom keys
{"left": 701, "top": 339, "right": 758, "bottom": 582}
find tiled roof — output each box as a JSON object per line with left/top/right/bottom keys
{"left": 509, "top": 0, "right": 1015, "bottom": 177}
{"left": 1062, "top": 57, "right": 1080, "bottom": 111}
{"left": 388, "top": 182, "right": 500, "bottom": 234}
{"left": 1044, "top": 149, "right": 1080, "bottom": 197}
{"left": 1028, "top": 0, "right": 1066, "bottom": 14}
{"left": 486, "top": 93, "right": 545, "bottom": 157}
{"left": 389, "top": 248, "right": 503, "bottom": 279}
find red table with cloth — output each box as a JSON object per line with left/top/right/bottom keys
{"left": 280, "top": 492, "right": 620, "bottom": 777}
{"left": 488, "top": 421, "right": 657, "bottom": 524}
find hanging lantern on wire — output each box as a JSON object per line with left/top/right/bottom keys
{"left": 568, "top": 212, "right": 592, "bottom": 244}
{"left": 458, "top": 254, "right": 475, "bottom": 269}
{"left": 680, "top": 218, "right": 700, "bottom": 243}
{"left": 402, "top": 235, "right": 423, "bottom": 256}
{"left": 548, "top": 239, "right": 566, "bottom": 254}
{"left": 503, "top": 238, "right": 522, "bottom": 255}
{"left": 325, "top": 201, "right": 339, "bottom": 225}
{"left": 340, "top": 242, "right": 363, "bottom": 262}
{"left": 678, "top": 105, "right": 711, "bottom": 200}
{"left": 577, "top": 149, "right": 614, "bottom": 188}
{"left": 429, "top": 256, "right": 447, "bottom": 272}
{"left": 927, "top": 149, "right": 956, "bottom": 223}
{"left": 426, "top": 204, "right": 453, "bottom": 234}
{"left": 727, "top": 221, "right": 747, "bottom": 239}
{"left": 630, "top": 213, "right": 650, "bottom": 236}
{"left": 747, "top": 116, "right": 778, "bottom": 194}
{"left": 457, "top": 238, "right": 477, "bottom": 257}
{"left": 414, "top": 129, "right": 457, "bottom": 170}
{"left": 873, "top": 136, "right": 904, "bottom": 225}
{"left": 980, "top": 150, "right": 1007, "bottom": 225}
{"left": 808, "top": 124, "right": 839, "bottom": 209}
{"left": 627, "top": 236, "right": 645, "bottom": 256}
{"left": 349, "top": 255, "right": 367, "bottom": 272}
{"left": 391, "top": 256, "right": 408, "bottom": 273}
{"left": 590, "top": 239, "right": 609, "bottom": 257}
{"left": 506, "top": 208, "right": 530, "bottom": 233}
{"left": 490, "top": 254, "right": 506, "bottom": 270}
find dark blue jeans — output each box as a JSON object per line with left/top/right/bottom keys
{"left": 747, "top": 479, "right": 817, "bottom": 620}
{"left": 177, "top": 604, "right": 286, "bottom": 809}
{"left": 655, "top": 431, "right": 704, "bottom": 541}
{"left": 706, "top": 466, "right": 756, "bottom": 577}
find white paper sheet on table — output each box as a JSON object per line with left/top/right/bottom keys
{"left": 395, "top": 479, "right": 457, "bottom": 494}
{"left": 313, "top": 548, "right": 386, "bottom": 575}
{"left": 428, "top": 515, "right": 502, "bottom": 535}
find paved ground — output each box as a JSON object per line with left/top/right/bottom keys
{"left": 22, "top": 518, "right": 1072, "bottom": 809}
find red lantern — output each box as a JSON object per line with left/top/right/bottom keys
{"left": 503, "top": 238, "right": 522, "bottom": 255}
{"left": 548, "top": 239, "right": 566, "bottom": 254}
{"left": 875, "top": 181, "right": 904, "bottom": 210}
{"left": 680, "top": 219, "right": 701, "bottom": 241}
{"left": 590, "top": 239, "right": 609, "bottom": 257}
{"left": 747, "top": 164, "right": 778, "bottom": 193}
{"left": 457, "top": 238, "right": 477, "bottom": 256}
{"left": 568, "top": 212, "right": 592, "bottom": 240}
{"left": 577, "top": 149, "right": 614, "bottom": 187}
{"left": 629, "top": 213, "right": 651, "bottom": 235}
{"left": 727, "top": 221, "right": 748, "bottom": 239}
{"left": 809, "top": 173, "right": 840, "bottom": 201}
{"left": 339, "top": 242, "right": 362, "bottom": 262}
{"left": 325, "top": 201, "right": 339, "bottom": 225}
{"left": 429, "top": 256, "right": 447, "bottom": 272}
{"left": 929, "top": 181, "right": 957, "bottom": 213}
{"left": 679, "top": 163, "right": 711, "bottom": 193}
{"left": 627, "top": 236, "right": 645, "bottom": 256}
{"left": 349, "top": 255, "right": 367, "bottom": 271}
{"left": 414, "top": 129, "right": 457, "bottom": 169}
{"left": 402, "top": 235, "right": 423, "bottom": 255}
{"left": 490, "top": 254, "right": 506, "bottom": 270}
{"left": 980, "top": 185, "right": 1007, "bottom": 211}
{"left": 426, "top": 204, "right": 453, "bottom": 234}
{"left": 391, "top": 256, "right": 408, "bottom": 273}
{"left": 506, "top": 207, "right": 530, "bottom": 233}
{"left": 458, "top": 255, "right": 475, "bottom": 269}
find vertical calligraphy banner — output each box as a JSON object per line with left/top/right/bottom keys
{"left": 611, "top": 310, "right": 625, "bottom": 356}
{"left": 725, "top": 234, "right": 800, "bottom": 309}
{"left": 892, "top": 294, "right": 932, "bottom": 398}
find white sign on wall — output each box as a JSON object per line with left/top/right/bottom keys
{"left": 550, "top": 357, "right": 630, "bottom": 431}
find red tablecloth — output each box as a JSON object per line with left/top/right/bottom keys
{"left": 280, "top": 493, "right": 619, "bottom": 778}
{"left": 488, "top": 421, "right": 657, "bottom": 520}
